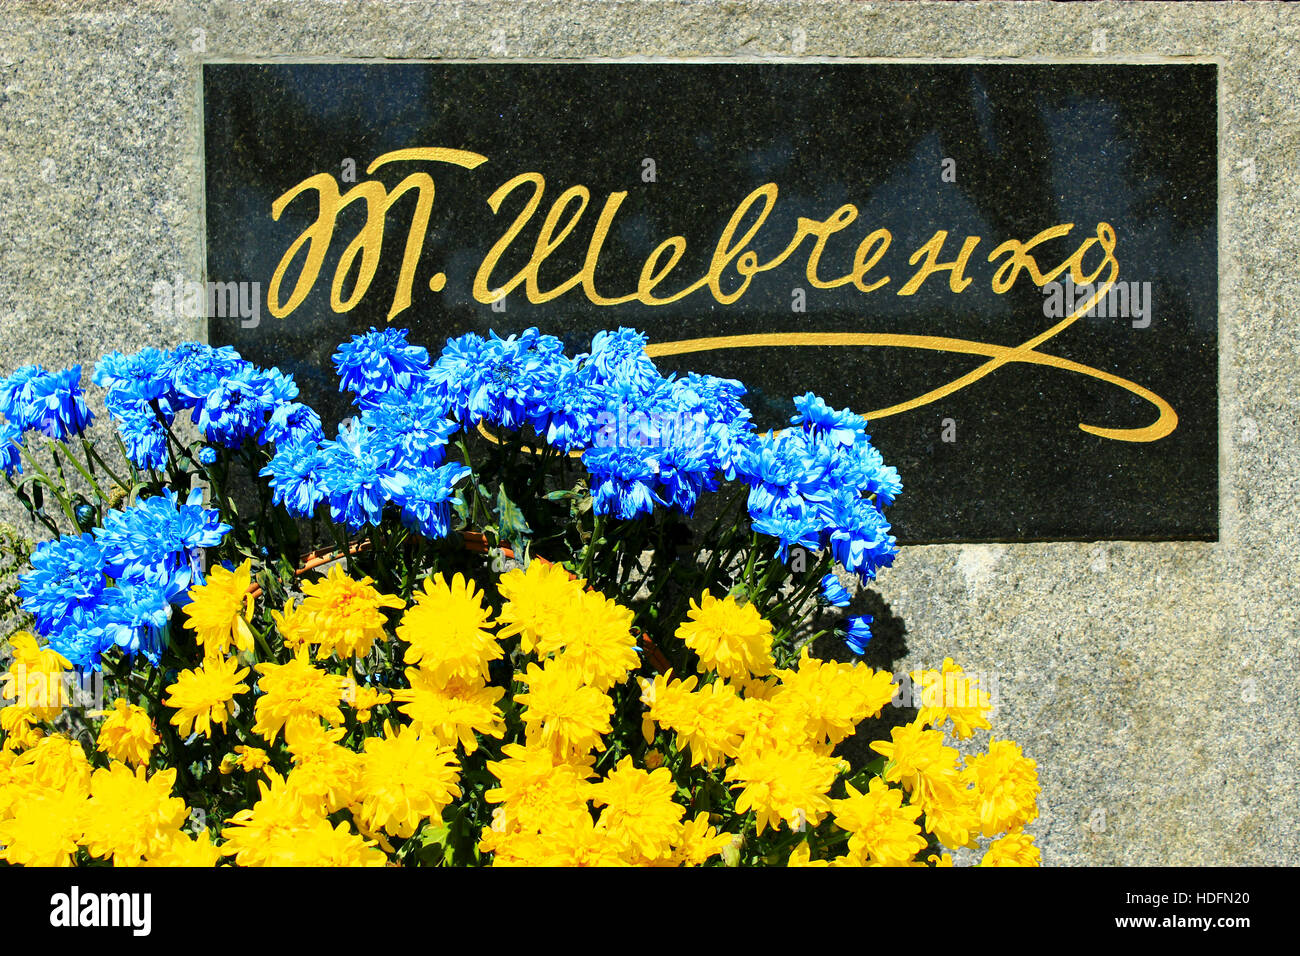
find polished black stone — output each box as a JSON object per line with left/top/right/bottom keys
{"left": 204, "top": 63, "right": 1217, "bottom": 543}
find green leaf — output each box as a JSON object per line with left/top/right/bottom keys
{"left": 420, "top": 822, "right": 451, "bottom": 848}
{"left": 495, "top": 485, "right": 532, "bottom": 550}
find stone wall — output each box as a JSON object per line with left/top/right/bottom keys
{"left": 1, "top": 0, "right": 1296, "bottom": 864}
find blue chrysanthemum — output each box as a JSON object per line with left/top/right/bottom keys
{"left": 23, "top": 366, "right": 95, "bottom": 440}
{"left": 395, "top": 461, "right": 471, "bottom": 539}
{"left": 791, "top": 392, "right": 866, "bottom": 447}
{"left": 158, "top": 343, "right": 245, "bottom": 405}
{"left": 262, "top": 401, "right": 324, "bottom": 449}
{"left": 823, "top": 489, "right": 898, "bottom": 582}
{"left": 819, "top": 572, "right": 851, "bottom": 607}
{"left": 463, "top": 329, "right": 559, "bottom": 430}
{"left": 19, "top": 532, "right": 107, "bottom": 634}
{"left": 580, "top": 328, "right": 662, "bottom": 395}
{"left": 0, "top": 365, "right": 46, "bottom": 432}
{"left": 428, "top": 333, "right": 488, "bottom": 420}
{"left": 0, "top": 419, "right": 23, "bottom": 476}
{"left": 317, "top": 420, "right": 408, "bottom": 530}
{"left": 95, "top": 490, "right": 230, "bottom": 601}
{"left": 194, "top": 364, "right": 276, "bottom": 448}
{"left": 360, "top": 389, "right": 457, "bottom": 469}
{"left": 93, "top": 348, "right": 170, "bottom": 404}
{"left": 531, "top": 356, "right": 600, "bottom": 452}
{"left": 98, "top": 582, "right": 173, "bottom": 664}
{"left": 583, "top": 445, "right": 661, "bottom": 520}
{"left": 47, "top": 605, "right": 114, "bottom": 671}
{"left": 105, "top": 396, "right": 170, "bottom": 471}
{"left": 843, "top": 614, "right": 874, "bottom": 655}
{"left": 333, "top": 327, "right": 430, "bottom": 404}
{"left": 261, "top": 440, "right": 326, "bottom": 519}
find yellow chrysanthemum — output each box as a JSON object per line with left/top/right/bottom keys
{"left": 787, "top": 840, "right": 837, "bottom": 867}
{"left": 296, "top": 564, "right": 403, "bottom": 659}
{"left": 676, "top": 592, "right": 775, "bottom": 681}
{"left": 342, "top": 677, "right": 392, "bottom": 723}
{"left": 220, "top": 771, "right": 318, "bottom": 866}
{"left": 1, "top": 631, "right": 71, "bottom": 721}
{"left": 671, "top": 812, "right": 735, "bottom": 867}
{"left": 638, "top": 672, "right": 747, "bottom": 768}
{"left": 771, "top": 648, "right": 898, "bottom": 747}
{"left": 357, "top": 721, "right": 462, "bottom": 838}
{"left": 183, "top": 559, "right": 255, "bottom": 659}
{"left": 252, "top": 653, "right": 347, "bottom": 746}
{"left": 3, "top": 734, "right": 92, "bottom": 801}
{"left": 980, "top": 828, "right": 1041, "bottom": 867}
{"left": 265, "top": 817, "right": 387, "bottom": 867}
{"left": 869, "top": 719, "right": 963, "bottom": 806}
{"left": 96, "top": 698, "right": 159, "bottom": 767}
{"left": 724, "top": 740, "right": 844, "bottom": 834}
{"left": 786, "top": 840, "right": 860, "bottom": 867}
{"left": 392, "top": 668, "right": 505, "bottom": 753}
{"left": 79, "top": 764, "right": 188, "bottom": 865}
{"left": 283, "top": 725, "right": 363, "bottom": 817}
{"left": 911, "top": 658, "right": 993, "bottom": 740}
{"left": 219, "top": 744, "right": 270, "bottom": 776}
{"left": 222, "top": 770, "right": 385, "bottom": 867}
{"left": 962, "top": 739, "right": 1041, "bottom": 837}
{"left": 515, "top": 659, "right": 613, "bottom": 758}
{"left": 163, "top": 655, "right": 250, "bottom": 739}
{"left": 487, "top": 811, "right": 628, "bottom": 868}
{"left": 590, "top": 756, "right": 685, "bottom": 863}
{"left": 496, "top": 560, "right": 588, "bottom": 653}
{"left": 831, "top": 777, "right": 928, "bottom": 866}
{"left": 482, "top": 743, "right": 595, "bottom": 839}
{"left": 917, "top": 782, "right": 982, "bottom": 851}
{"left": 141, "top": 829, "right": 224, "bottom": 867}
{"left": 0, "top": 704, "right": 44, "bottom": 752}
{"left": 536, "top": 588, "right": 640, "bottom": 691}
{"left": 270, "top": 599, "right": 312, "bottom": 651}
{"left": 0, "top": 791, "right": 85, "bottom": 866}
{"left": 397, "top": 572, "right": 502, "bottom": 684}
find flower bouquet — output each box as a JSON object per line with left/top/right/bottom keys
{"left": 0, "top": 326, "right": 1040, "bottom": 866}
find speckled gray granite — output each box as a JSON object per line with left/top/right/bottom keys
{"left": 1, "top": 0, "right": 1297, "bottom": 866}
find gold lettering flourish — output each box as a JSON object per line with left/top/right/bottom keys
{"left": 644, "top": 271, "right": 1177, "bottom": 443}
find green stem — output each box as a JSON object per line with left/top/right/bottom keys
{"left": 16, "top": 443, "right": 77, "bottom": 530}
{"left": 57, "top": 438, "right": 111, "bottom": 504}
{"left": 83, "top": 438, "right": 129, "bottom": 492}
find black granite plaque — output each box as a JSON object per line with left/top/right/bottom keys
{"left": 202, "top": 63, "right": 1217, "bottom": 543}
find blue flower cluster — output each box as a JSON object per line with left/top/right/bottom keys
{"left": 17, "top": 490, "right": 230, "bottom": 669}
{"left": 423, "top": 326, "right": 901, "bottom": 599}
{"left": 93, "top": 343, "right": 320, "bottom": 470}
{"left": 428, "top": 327, "right": 754, "bottom": 520}
{"left": 260, "top": 328, "right": 469, "bottom": 536}
{"left": 739, "top": 391, "right": 901, "bottom": 584}
{"left": 421, "top": 326, "right": 901, "bottom": 583}
{"left": 7, "top": 324, "right": 903, "bottom": 668}
{"left": 0, "top": 364, "right": 96, "bottom": 475}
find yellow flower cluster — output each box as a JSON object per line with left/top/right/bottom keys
{"left": 0, "top": 735, "right": 219, "bottom": 866}
{"left": 0, "top": 563, "right": 1042, "bottom": 867}
{"left": 1, "top": 632, "right": 72, "bottom": 745}
{"left": 478, "top": 562, "right": 721, "bottom": 866}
